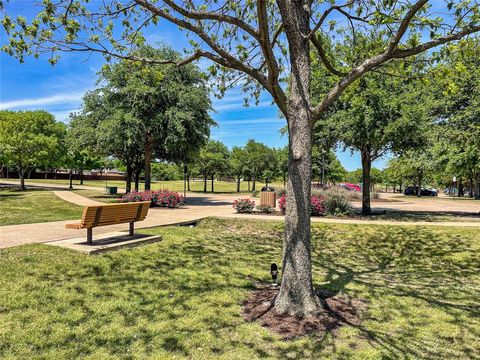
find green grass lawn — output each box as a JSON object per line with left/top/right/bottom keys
{"left": 0, "top": 188, "right": 83, "bottom": 225}
{"left": 0, "top": 218, "right": 478, "bottom": 359}
{"left": 20, "top": 178, "right": 279, "bottom": 194}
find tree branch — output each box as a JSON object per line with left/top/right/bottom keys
{"left": 312, "top": 24, "right": 480, "bottom": 121}
{"left": 387, "top": 0, "right": 428, "bottom": 53}
{"left": 256, "top": 0, "right": 287, "bottom": 114}
{"left": 161, "top": 0, "right": 261, "bottom": 41}
{"left": 310, "top": 35, "right": 347, "bottom": 76}
{"left": 133, "top": 0, "right": 270, "bottom": 91}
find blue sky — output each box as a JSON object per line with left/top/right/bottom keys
{"left": 0, "top": 1, "right": 391, "bottom": 171}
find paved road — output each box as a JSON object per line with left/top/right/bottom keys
{"left": 1, "top": 180, "right": 479, "bottom": 249}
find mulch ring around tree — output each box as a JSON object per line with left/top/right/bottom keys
{"left": 242, "top": 287, "right": 366, "bottom": 340}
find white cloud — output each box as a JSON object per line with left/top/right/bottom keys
{"left": 0, "top": 92, "right": 85, "bottom": 110}
{"left": 220, "top": 117, "right": 284, "bottom": 125}
{"left": 213, "top": 100, "right": 274, "bottom": 111}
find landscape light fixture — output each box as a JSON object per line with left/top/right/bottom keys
{"left": 270, "top": 263, "right": 278, "bottom": 287}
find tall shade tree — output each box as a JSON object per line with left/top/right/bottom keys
{"left": 230, "top": 146, "right": 249, "bottom": 193}
{"left": 94, "top": 45, "right": 214, "bottom": 190}
{"left": 244, "top": 139, "right": 276, "bottom": 192}
{"left": 431, "top": 39, "right": 480, "bottom": 199}
{"left": 0, "top": 111, "right": 65, "bottom": 190}
{"left": 3, "top": 0, "right": 480, "bottom": 316}
{"left": 70, "top": 46, "right": 214, "bottom": 191}
{"left": 318, "top": 62, "right": 430, "bottom": 214}
{"left": 196, "top": 140, "right": 230, "bottom": 193}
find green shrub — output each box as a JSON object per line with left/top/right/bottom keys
{"left": 319, "top": 188, "right": 354, "bottom": 216}
{"left": 256, "top": 204, "right": 274, "bottom": 214}
{"left": 233, "top": 198, "right": 255, "bottom": 213}
{"left": 275, "top": 186, "right": 286, "bottom": 198}
{"left": 372, "top": 191, "right": 380, "bottom": 200}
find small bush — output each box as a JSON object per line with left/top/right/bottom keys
{"left": 152, "top": 190, "right": 185, "bottom": 208}
{"left": 275, "top": 186, "right": 286, "bottom": 198}
{"left": 121, "top": 190, "right": 184, "bottom": 208}
{"left": 251, "top": 190, "right": 259, "bottom": 197}
{"left": 323, "top": 190, "right": 354, "bottom": 216}
{"left": 310, "top": 195, "right": 326, "bottom": 216}
{"left": 371, "top": 191, "right": 380, "bottom": 200}
{"left": 121, "top": 190, "right": 155, "bottom": 203}
{"left": 256, "top": 204, "right": 274, "bottom": 214}
{"left": 233, "top": 198, "right": 255, "bottom": 213}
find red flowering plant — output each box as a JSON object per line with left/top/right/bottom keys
{"left": 121, "top": 190, "right": 155, "bottom": 203}
{"left": 121, "top": 190, "right": 184, "bottom": 208}
{"left": 233, "top": 198, "right": 255, "bottom": 213}
{"left": 278, "top": 194, "right": 326, "bottom": 216}
{"left": 152, "top": 190, "right": 185, "bottom": 208}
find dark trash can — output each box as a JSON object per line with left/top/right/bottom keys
{"left": 105, "top": 186, "right": 118, "bottom": 195}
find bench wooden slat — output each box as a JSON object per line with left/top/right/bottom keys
{"left": 66, "top": 201, "right": 151, "bottom": 230}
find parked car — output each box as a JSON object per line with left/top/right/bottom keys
{"left": 404, "top": 186, "right": 438, "bottom": 196}
{"left": 342, "top": 183, "right": 361, "bottom": 192}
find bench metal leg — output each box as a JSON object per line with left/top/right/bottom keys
{"left": 87, "top": 228, "right": 93, "bottom": 245}
{"left": 129, "top": 222, "right": 134, "bottom": 237}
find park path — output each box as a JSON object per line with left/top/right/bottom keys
{"left": 1, "top": 180, "right": 480, "bottom": 249}
{"left": 53, "top": 190, "right": 103, "bottom": 206}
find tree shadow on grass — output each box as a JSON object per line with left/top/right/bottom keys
{"left": 303, "top": 225, "right": 480, "bottom": 359}
{"left": 1, "top": 220, "right": 478, "bottom": 359}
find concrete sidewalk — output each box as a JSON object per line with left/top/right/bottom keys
{"left": 1, "top": 180, "right": 480, "bottom": 250}
{"left": 53, "top": 191, "right": 104, "bottom": 206}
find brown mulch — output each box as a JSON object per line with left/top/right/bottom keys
{"left": 242, "top": 287, "right": 365, "bottom": 340}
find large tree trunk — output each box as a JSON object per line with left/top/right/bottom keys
{"left": 361, "top": 149, "right": 372, "bottom": 215}
{"left": 69, "top": 170, "right": 73, "bottom": 189}
{"left": 203, "top": 174, "right": 207, "bottom": 192}
{"left": 237, "top": 176, "right": 241, "bottom": 192}
{"left": 416, "top": 173, "right": 423, "bottom": 197}
{"left": 458, "top": 177, "right": 464, "bottom": 197}
{"left": 252, "top": 176, "right": 256, "bottom": 192}
{"left": 468, "top": 176, "right": 473, "bottom": 198}
{"left": 187, "top": 174, "right": 191, "bottom": 191}
{"left": 125, "top": 164, "right": 133, "bottom": 193}
{"left": 134, "top": 168, "right": 141, "bottom": 192}
{"left": 474, "top": 173, "right": 479, "bottom": 200}
{"left": 211, "top": 174, "right": 214, "bottom": 192}
{"left": 79, "top": 166, "right": 84, "bottom": 185}
{"left": 144, "top": 131, "right": 153, "bottom": 191}
{"left": 19, "top": 168, "right": 26, "bottom": 191}
{"left": 274, "top": 0, "right": 320, "bottom": 317}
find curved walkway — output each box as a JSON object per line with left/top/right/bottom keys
{"left": 1, "top": 181, "right": 480, "bottom": 250}
{"left": 53, "top": 190, "right": 103, "bottom": 206}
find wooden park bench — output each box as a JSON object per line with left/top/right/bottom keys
{"left": 65, "top": 201, "right": 151, "bottom": 245}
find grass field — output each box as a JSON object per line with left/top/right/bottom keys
{"left": 0, "top": 218, "right": 478, "bottom": 359}
{"left": 16, "top": 178, "right": 278, "bottom": 193}
{"left": 0, "top": 188, "right": 83, "bottom": 226}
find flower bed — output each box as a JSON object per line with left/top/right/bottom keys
{"left": 121, "top": 190, "right": 184, "bottom": 208}
{"left": 233, "top": 198, "right": 255, "bottom": 213}
{"left": 278, "top": 194, "right": 326, "bottom": 216}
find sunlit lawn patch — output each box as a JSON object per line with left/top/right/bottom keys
{"left": 0, "top": 188, "right": 83, "bottom": 225}
{"left": 0, "top": 218, "right": 478, "bottom": 359}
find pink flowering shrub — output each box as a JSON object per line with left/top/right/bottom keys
{"left": 278, "top": 194, "right": 326, "bottom": 216}
{"left": 121, "top": 190, "right": 184, "bottom": 208}
{"left": 121, "top": 190, "right": 155, "bottom": 203}
{"left": 152, "top": 190, "right": 185, "bottom": 208}
{"left": 233, "top": 198, "right": 255, "bottom": 213}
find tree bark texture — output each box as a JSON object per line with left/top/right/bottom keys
{"left": 144, "top": 131, "right": 153, "bottom": 191}
{"left": 274, "top": 0, "right": 321, "bottom": 316}
{"left": 361, "top": 149, "right": 372, "bottom": 215}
